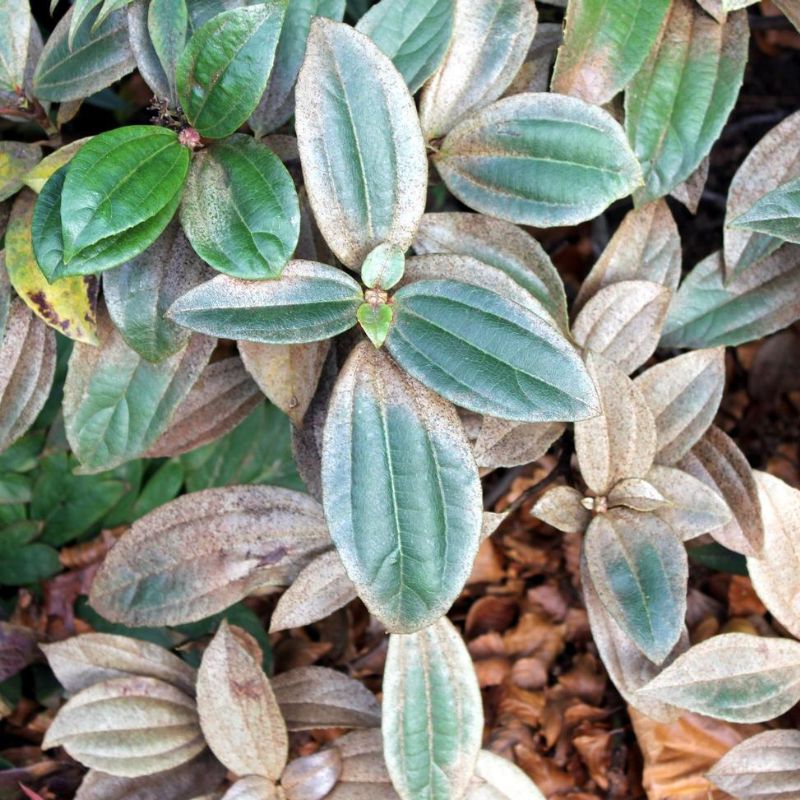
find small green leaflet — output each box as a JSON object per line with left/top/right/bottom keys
{"left": 386, "top": 278, "right": 599, "bottom": 422}
{"left": 435, "top": 93, "right": 642, "bottom": 227}
{"left": 167, "top": 261, "right": 362, "bottom": 344}
{"left": 180, "top": 135, "right": 300, "bottom": 279}
{"left": 356, "top": 0, "right": 455, "bottom": 93}
{"left": 729, "top": 176, "right": 800, "bottom": 245}
{"left": 357, "top": 302, "right": 392, "bottom": 348}
{"left": 322, "top": 343, "right": 483, "bottom": 632}
{"left": 176, "top": 4, "right": 286, "bottom": 139}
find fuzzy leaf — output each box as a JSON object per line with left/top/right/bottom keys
{"left": 221, "top": 777, "right": 280, "bottom": 800}
{"left": 90, "top": 486, "right": 329, "bottom": 626}
{"left": 638, "top": 633, "right": 800, "bottom": 722}
{"left": 419, "top": 0, "right": 537, "bottom": 139}
{"left": 551, "top": 0, "right": 671, "bottom": 106}
{"left": 474, "top": 418, "right": 565, "bottom": 469}
{"left": 531, "top": 485, "right": 591, "bottom": 534}
{"left": 322, "top": 343, "right": 481, "bottom": 632}
{"left": 167, "top": 262, "right": 362, "bottom": 344}
{"left": 585, "top": 508, "right": 687, "bottom": 664}
{"left": 387, "top": 278, "right": 598, "bottom": 422}
{"left": 606, "top": 478, "right": 668, "bottom": 513}
{"left": 176, "top": 4, "right": 286, "bottom": 139}
{"left": 0, "top": 0, "right": 31, "bottom": 91}
{"left": 635, "top": 348, "right": 725, "bottom": 465}
{"left": 281, "top": 750, "right": 342, "bottom": 800}
{"left": 295, "top": 18, "right": 427, "bottom": 269}
{"left": 0, "top": 142, "right": 41, "bottom": 202}
{"left": 466, "top": 751, "right": 546, "bottom": 800}
{"left": 147, "top": 0, "right": 188, "bottom": 102}
{"left": 356, "top": 0, "right": 454, "bottom": 92}
{"left": 383, "top": 617, "right": 483, "bottom": 800}
{"left": 435, "top": 93, "right": 642, "bottom": 227}
{"left": 625, "top": 0, "right": 749, "bottom": 203}
{"left": 730, "top": 175, "right": 800, "bottom": 245}
{"left": 271, "top": 666, "right": 381, "bottom": 730}
{"left": 180, "top": 135, "right": 300, "bottom": 279}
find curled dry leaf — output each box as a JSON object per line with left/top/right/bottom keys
{"left": 75, "top": 751, "right": 226, "bottom": 800}
{"left": 639, "top": 633, "right": 800, "bottom": 723}
{"left": 574, "top": 353, "right": 657, "bottom": 495}
{"left": 0, "top": 622, "right": 38, "bottom": 683}
{"left": 281, "top": 748, "right": 342, "bottom": 800}
{"left": 532, "top": 486, "right": 591, "bottom": 534}
{"left": 383, "top": 617, "right": 483, "bottom": 800}
{"left": 42, "top": 632, "right": 196, "bottom": 696}
{"left": 677, "top": 425, "right": 764, "bottom": 557}
{"left": 635, "top": 348, "right": 726, "bottom": 465}
{"left": 270, "top": 549, "right": 357, "bottom": 632}
{"left": 707, "top": 729, "right": 800, "bottom": 799}
{"left": 474, "top": 417, "right": 565, "bottom": 469}
{"left": 571, "top": 280, "right": 671, "bottom": 374}
{"left": 239, "top": 339, "right": 330, "bottom": 427}
{"left": 748, "top": 471, "right": 800, "bottom": 640}
{"left": 0, "top": 299, "right": 56, "bottom": 452}
{"left": 466, "top": 750, "right": 546, "bottom": 799}
{"left": 271, "top": 666, "right": 381, "bottom": 731}
{"left": 573, "top": 200, "right": 681, "bottom": 314}
{"left": 197, "top": 621, "right": 288, "bottom": 780}
{"left": 90, "top": 486, "right": 330, "bottom": 626}
{"left": 419, "top": 0, "right": 537, "bottom": 139}
{"left": 42, "top": 676, "right": 205, "bottom": 777}
{"left": 145, "top": 356, "right": 262, "bottom": 457}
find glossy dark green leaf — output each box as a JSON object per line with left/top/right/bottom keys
{"left": 0, "top": 543, "right": 61, "bottom": 585}
{"left": 386, "top": 278, "right": 598, "bottom": 422}
{"left": 356, "top": 0, "right": 454, "bottom": 93}
{"left": 661, "top": 249, "right": 800, "bottom": 348}
{"left": 322, "top": 342, "right": 482, "bottom": 632}
{"left": 435, "top": 93, "right": 642, "bottom": 227}
{"left": 33, "top": 6, "right": 135, "bottom": 102}
{"left": 147, "top": 0, "right": 188, "bottom": 102}
{"left": 729, "top": 176, "right": 800, "bottom": 245}
{"left": 176, "top": 4, "right": 286, "bottom": 139}
{"left": 103, "top": 220, "right": 212, "bottom": 363}
{"left": 625, "top": 0, "right": 749, "bottom": 203}
{"left": 180, "top": 135, "right": 299, "bottom": 279}
{"left": 585, "top": 508, "right": 688, "bottom": 664}
{"left": 250, "top": 0, "right": 346, "bottom": 137}
{"left": 167, "top": 261, "right": 362, "bottom": 344}
{"left": 0, "top": 0, "right": 31, "bottom": 92}
{"left": 295, "top": 18, "right": 428, "bottom": 268}
{"left": 63, "top": 309, "right": 214, "bottom": 473}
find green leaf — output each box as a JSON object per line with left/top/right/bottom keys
{"left": 0, "top": 259, "right": 9, "bottom": 341}
{"left": 0, "top": 543, "right": 61, "bottom": 585}
{"left": 167, "top": 261, "right": 362, "bottom": 344}
{"left": 250, "top": 0, "right": 346, "bottom": 137}
{"left": 0, "top": 473, "right": 32, "bottom": 504}
{"left": 322, "top": 342, "right": 482, "bottom": 632}
{"left": 62, "top": 309, "right": 214, "bottom": 473}
{"left": 59, "top": 126, "right": 189, "bottom": 272}
{"left": 435, "top": 93, "right": 642, "bottom": 227}
{"left": 413, "top": 212, "right": 569, "bottom": 331}
{"left": 0, "top": 142, "right": 41, "bottom": 203}
{"left": 687, "top": 542, "right": 748, "bottom": 576}
{"left": 585, "top": 508, "right": 688, "bottom": 664}
{"left": 180, "top": 135, "right": 299, "bottom": 279}
{"left": 729, "top": 176, "right": 800, "bottom": 245}
{"left": 551, "top": 0, "right": 671, "bottom": 106}
{"left": 660, "top": 249, "right": 800, "bottom": 348}
{"left": 295, "top": 18, "right": 428, "bottom": 268}
{"left": 0, "top": 520, "right": 39, "bottom": 558}
{"left": 386, "top": 278, "right": 599, "bottom": 422}
{"left": 357, "top": 302, "right": 392, "bottom": 347}
{"left": 361, "top": 242, "right": 405, "bottom": 290}
{"left": 625, "top": 0, "right": 749, "bottom": 204}
{"left": 130, "top": 459, "right": 185, "bottom": 520}
{"left": 0, "top": 0, "right": 32, "bottom": 91}
{"left": 638, "top": 633, "right": 800, "bottom": 722}
{"left": 419, "top": 0, "right": 537, "bottom": 140}
{"left": 6, "top": 190, "right": 99, "bottom": 345}
{"left": 69, "top": 0, "right": 106, "bottom": 47}
{"left": 33, "top": 6, "right": 135, "bottom": 102}
{"left": 103, "top": 219, "right": 211, "bottom": 363}
{"left": 356, "top": 0, "right": 455, "bottom": 93}
{"left": 382, "top": 617, "right": 482, "bottom": 799}
{"left": 176, "top": 4, "right": 286, "bottom": 139}
{"left": 148, "top": 0, "right": 188, "bottom": 102}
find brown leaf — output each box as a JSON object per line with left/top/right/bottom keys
{"left": 532, "top": 486, "right": 591, "bottom": 533}
{"left": 671, "top": 155, "right": 709, "bottom": 214}
{"left": 0, "top": 623, "right": 38, "bottom": 683}
{"left": 474, "top": 417, "right": 565, "bottom": 469}
{"left": 197, "top": 621, "right": 288, "bottom": 780}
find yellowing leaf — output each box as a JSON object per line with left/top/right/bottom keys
{"left": 0, "top": 142, "right": 41, "bottom": 201}
{"left": 22, "top": 138, "right": 91, "bottom": 194}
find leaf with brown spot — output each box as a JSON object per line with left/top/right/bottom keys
{"left": 239, "top": 339, "right": 330, "bottom": 427}
{"left": 532, "top": 486, "right": 591, "bottom": 534}
{"left": 6, "top": 189, "right": 98, "bottom": 345}
{"left": 573, "top": 200, "right": 681, "bottom": 315}
{"left": 0, "top": 300, "right": 56, "bottom": 451}
{"left": 145, "top": 356, "right": 262, "bottom": 457}
{"left": 197, "top": 621, "right": 288, "bottom": 780}
{"left": 574, "top": 353, "right": 657, "bottom": 495}
{"left": 635, "top": 348, "right": 726, "bottom": 465}
{"left": 677, "top": 425, "right": 764, "bottom": 557}
{"left": 571, "top": 280, "right": 671, "bottom": 374}
{"left": 474, "top": 416, "right": 565, "bottom": 469}
{"left": 90, "top": 486, "right": 330, "bottom": 626}
{"left": 271, "top": 666, "right": 381, "bottom": 731}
